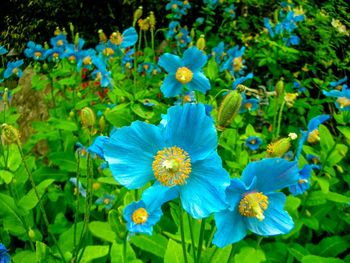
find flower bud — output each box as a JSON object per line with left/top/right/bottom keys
{"left": 54, "top": 27, "right": 61, "bottom": 36}
{"left": 74, "top": 33, "right": 80, "bottom": 48}
{"left": 28, "top": 228, "right": 35, "bottom": 239}
{"left": 133, "top": 6, "right": 143, "bottom": 25}
{"left": 98, "top": 29, "right": 107, "bottom": 43}
{"left": 267, "top": 138, "right": 291, "bottom": 157}
{"left": 149, "top": 11, "right": 156, "bottom": 30}
{"left": 2, "top": 88, "right": 9, "bottom": 103}
{"left": 196, "top": 35, "right": 206, "bottom": 51}
{"left": 275, "top": 78, "right": 284, "bottom": 97}
{"left": 69, "top": 22, "right": 74, "bottom": 35}
{"left": 80, "top": 107, "right": 96, "bottom": 128}
{"left": 99, "top": 116, "right": 106, "bottom": 132}
{"left": 1, "top": 124, "right": 20, "bottom": 144}
{"left": 217, "top": 91, "right": 242, "bottom": 131}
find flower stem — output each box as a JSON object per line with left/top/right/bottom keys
{"left": 187, "top": 214, "right": 197, "bottom": 262}
{"left": 179, "top": 202, "right": 188, "bottom": 263}
{"left": 73, "top": 153, "right": 81, "bottom": 252}
{"left": 16, "top": 142, "right": 66, "bottom": 262}
{"left": 276, "top": 101, "right": 286, "bottom": 139}
{"left": 196, "top": 218, "right": 206, "bottom": 262}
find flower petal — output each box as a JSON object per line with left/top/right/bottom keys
{"left": 165, "top": 103, "right": 217, "bottom": 162}
{"left": 246, "top": 192, "right": 294, "bottom": 236}
{"left": 158, "top": 53, "right": 183, "bottom": 73}
{"left": 179, "top": 151, "right": 230, "bottom": 219}
{"left": 104, "top": 121, "right": 165, "bottom": 189}
{"left": 187, "top": 72, "right": 211, "bottom": 94}
{"left": 241, "top": 158, "right": 299, "bottom": 193}
{"left": 121, "top": 27, "right": 138, "bottom": 48}
{"left": 225, "top": 178, "right": 248, "bottom": 210}
{"left": 142, "top": 183, "right": 179, "bottom": 212}
{"left": 160, "top": 74, "right": 183, "bottom": 97}
{"left": 307, "top": 114, "right": 330, "bottom": 131}
{"left": 213, "top": 209, "right": 247, "bottom": 247}
{"left": 183, "top": 47, "right": 207, "bottom": 72}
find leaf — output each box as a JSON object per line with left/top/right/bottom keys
{"left": 234, "top": 247, "right": 266, "bottom": 263}
{"left": 131, "top": 103, "right": 154, "bottom": 119}
{"left": 201, "top": 246, "right": 231, "bottom": 263}
{"left": 0, "top": 170, "right": 14, "bottom": 184}
{"left": 36, "top": 241, "right": 57, "bottom": 263}
{"left": 89, "top": 221, "right": 117, "bottom": 243}
{"left": 79, "top": 245, "right": 109, "bottom": 262}
{"left": 288, "top": 244, "right": 310, "bottom": 261}
{"left": 12, "top": 250, "right": 37, "bottom": 263}
{"left": 49, "top": 118, "right": 78, "bottom": 131}
{"left": 131, "top": 234, "right": 168, "bottom": 258}
{"left": 48, "top": 152, "right": 77, "bottom": 172}
{"left": 337, "top": 126, "right": 350, "bottom": 140}
{"left": 110, "top": 242, "right": 141, "bottom": 263}
{"left": 325, "top": 192, "right": 350, "bottom": 204}
{"left": 326, "top": 144, "right": 348, "bottom": 167}
{"left": 318, "top": 236, "right": 350, "bottom": 257}
{"left": 305, "top": 191, "right": 327, "bottom": 206}
{"left": 319, "top": 125, "right": 335, "bottom": 152}
{"left": 302, "top": 255, "right": 343, "bottom": 263}
{"left": 32, "top": 167, "right": 68, "bottom": 183}
{"left": 106, "top": 104, "right": 132, "bottom": 127}
{"left": 164, "top": 239, "right": 193, "bottom": 263}
{"left": 7, "top": 144, "right": 21, "bottom": 172}
{"left": 18, "top": 179, "right": 55, "bottom": 211}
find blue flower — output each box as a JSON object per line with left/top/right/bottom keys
{"left": 120, "top": 27, "right": 138, "bottom": 49}
{"left": 284, "top": 35, "right": 300, "bottom": 46}
{"left": 166, "top": 21, "right": 180, "bottom": 40}
{"left": 95, "top": 194, "right": 115, "bottom": 210}
{"left": 176, "top": 27, "right": 192, "bottom": 48}
{"left": 122, "top": 49, "right": 135, "bottom": 71}
{"left": 44, "top": 47, "right": 64, "bottom": 61}
{"left": 232, "top": 73, "right": 253, "bottom": 90}
{"left": 203, "top": 0, "right": 219, "bottom": 10}
{"left": 3, "top": 60, "right": 24, "bottom": 79}
{"left": 263, "top": 18, "right": 275, "bottom": 38}
{"left": 330, "top": 76, "right": 347, "bottom": 87}
{"left": 213, "top": 158, "right": 298, "bottom": 247}
{"left": 224, "top": 4, "right": 236, "bottom": 19}
{"left": 293, "top": 81, "right": 306, "bottom": 93}
{"left": 24, "top": 41, "right": 46, "bottom": 60}
{"left": 69, "top": 178, "right": 87, "bottom": 198}
{"left": 158, "top": 47, "right": 211, "bottom": 97}
{"left": 124, "top": 184, "right": 177, "bottom": 235}
{"left": 0, "top": 46, "right": 8, "bottom": 55}
{"left": 77, "top": 49, "right": 96, "bottom": 70}
{"left": 92, "top": 56, "right": 113, "bottom": 88}
{"left": 88, "top": 136, "right": 109, "bottom": 159}
{"left": 0, "top": 244, "right": 10, "bottom": 263}
{"left": 240, "top": 93, "right": 259, "bottom": 113}
{"left": 220, "top": 45, "right": 245, "bottom": 74}
{"left": 211, "top": 42, "right": 225, "bottom": 64}
{"left": 50, "top": 34, "right": 68, "bottom": 48}
{"left": 289, "top": 165, "right": 312, "bottom": 196}
{"left": 323, "top": 80, "right": 350, "bottom": 111}
{"left": 195, "top": 17, "right": 204, "bottom": 26}
{"left": 166, "top": 0, "right": 191, "bottom": 20}
{"left": 246, "top": 136, "right": 263, "bottom": 151}
{"left": 104, "top": 103, "right": 230, "bottom": 219}
{"left": 306, "top": 154, "right": 321, "bottom": 170}
{"left": 306, "top": 114, "right": 330, "bottom": 143}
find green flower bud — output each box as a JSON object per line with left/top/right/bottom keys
{"left": 28, "top": 228, "right": 35, "bottom": 239}
{"left": 217, "top": 91, "right": 242, "bottom": 131}
{"left": 267, "top": 138, "right": 291, "bottom": 157}
{"left": 275, "top": 77, "right": 284, "bottom": 97}
{"left": 80, "top": 107, "right": 96, "bottom": 128}
{"left": 196, "top": 35, "right": 206, "bottom": 51}
{"left": 1, "top": 124, "right": 20, "bottom": 145}
{"left": 149, "top": 11, "right": 156, "bottom": 30}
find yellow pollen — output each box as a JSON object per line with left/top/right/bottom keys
{"left": 233, "top": 57, "right": 243, "bottom": 72}
{"left": 239, "top": 192, "right": 269, "bottom": 221}
{"left": 92, "top": 182, "right": 101, "bottom": 190}
{"left": 96, "top": 72, "right": 102, "bottom": 81}
{"left": 250, "top": 139, "right": 256, "bottom": 144}
{"left": 307, "top": 129, "right": 320, "bottom": 143}
{"left": 152, "top": 69, "right": 158, "bottom": 75}
{"left": 103, "top": 198, "right": 110, "bottom": 205}
{"left": 337, "top": 97, "right": 350, "bottom": 108}
{"left": 132, "top": 208, "right": 148, "bottom": 224}
{"left": 172, "top": 4, "right": 178, "bottom": 9}
{"left": 183, "top": 95, "right": 191, "bottom": 102}
{"left": 175, "top": 67, "right": 193, "bottom": 84}
{"left": 110, "top": 31, "right": 123, "bottom": 45}
{"left": 298, "top": 179, "right": 308, "bottom": 184}
{"left": 152, "top": 146, "right": 191, "bottom": 186}
{"left": 143, "top": 64, "right": 150, "bottom": 70}
{"left": 53, "top": 52, "right": 59, "bottom": 58}
{"left": 244, "top": 102, "right": 252, "bottom": 110}
{"left": 103, "top": 47, "right": 115, "bottom": 56}
{"left": 57, "top": 39, "right": 64, "bottom": 46}
{"left": 69, "top": 55, "right": 76, "bottom": 62}
{"left": 34, "top": 51, "right": 42, "bottom": 58}
{"left": 12, "top": 68, "right": 19, "bottom": 75}
{"left": 83, "top": 56, "right": 92, "bottom": 65}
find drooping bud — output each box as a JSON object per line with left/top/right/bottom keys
{"left": 69, "top": 22, "right": 74, "bottom": 36}
{"left": 28, "top": 228, "right": 36, "bottom": 240}
{"left": 98, "top": 29, "right": 107, "bottom": 43}
{"left": 54, "top": 27, "right": 61, "bottom": 36}
{"left": 133, "top": 6, "right": 143, "bottom": 26}
{"left": 217, "top": 91, "right": 242, "bottom": 131}
{"left": 80, "top": 107, "right": 96, "bottom": 128}
{"left": 2, "top": 88, "right": 9, "bottom": 103}
{"left": 149, "top": 11, "right": 156, "bottom": 30}
{"left": 1, "top": 124, "right": 20, "bottom": 144}
{"left": 275, "top": 77, "right": 284, "bottom": 97}
{"left": 196, "top": 35, "right": 206, "bottom": 51}
{"left": 267, "top": 138, "right": 291, "bottom": 157}
{"left": 74, "top": 33, "right": 80, "bottom": 48}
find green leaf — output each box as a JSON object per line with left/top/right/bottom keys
{"left": 131, "top": 233, "right": 168, "bottom": 258}
{"left": 12, "top": 250, "right": 37, "bottom": 263}
{"left": 31, "top": 74, "right": 50, "bottom": 91}
{"left": 206, "top": 57, "right": 219, "bottom": 81}
{"left": 234, "top": 247, "right": 266, "bottom": 263}
{"left": 32, "top": 167, "right": 68, "bottom": 183}
{"left": 164, "top": 239, "right": 193, "bottom": 263}
{"left": 49, "top": 118, "right": 78, "bottom": 131}
{"left": 48, "top": 152, "right": 77, "bottom": 172}
{"left": 89, "top": 221, "right": 117, "bottom": 243}
{"left": 7, "top": 144, "right": 21, "bottom": 172}
{"left": 79, "top": 245, "right": 109, "bottom": 262}
{"left": 131, "top": 103, "right": 154, "bottom": 119}
{"left": 302, "top": 255, "right": 343, "bottom": 263}
{"left": 305, "top": 191, "right": 327, "bottom": 206}
{"left": 319, "top": 125, "right": 335, "bottom": 152}
{"left": 19, "top": 179, "right": 55, "bottom": 211}
{"left": 36, "top": 241, "right": 56, "bottom": 263}
{"left": 201, "top": 246, "right": 231, "bottom": 263}
{"left": 318, "top": 236, "right": 350, "bottom": 257}
{"left": 110, "top": 242, "right": 141, "bottom": 263}
{"left": 325, "top": 192, "right": 350, "bottom": 204}
{"left": 108, "top": 210, "right": 125, "bottom": 238}
{"left": 288, "top": 244, "right": 310, "bottom": 261}
{"left": 337, "top": 126, "right": 350, "bottom": 140}
{"left": 326, "top": 144, "right": 348, "bottom": 167}
{"left": 106, "top": 104, "right": 132, "bottom": 127}
{"left": 0, "top": 170, "right": 14, "bottom": 184}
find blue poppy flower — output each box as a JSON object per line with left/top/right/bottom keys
{"left": 224, "top": 4, "right": 236, "bottom": 19}
{"left": 330, "top": 76, "right": 347, "bottom": 87}
{"left": 120, "top": 27, "right": 138, "bottom": 49}
{"left": 3, "top": 60, "right": 24, "bottom": 79}
{"left": 220, "top": 45, "right": 246, "bottom": 75}
{"left": 240, "top": 93, "right": 259, "bottom": 113}
{"left": 176, "top": 27, "right": 192, "bottom": 48}
{"left": 0, "top": 243, "right": 10, "bottom": 263}
{"left": 69, "top": 178, "right": 86, "bottom": 198}
{"left": 166, "top": 21, "right": 180, "bottom": 40}
{"left": 263, "top": 18, "right": 275, "bottom": 38}
{"left": 195, "top": 17, "right": 204, "bottom": 26}
{"left": 95, "top": 194, "right": 115, "bottom": 210}
{"left": 50, "top": 34, "right": 68, "bottom": 48}
{"left": 284, "top": 35, "right": 300, "bottom": 46}
{"left": 306, "top": 154, "right": 321, "bottom": 169}
{"left": 203, "top": 0, "right": 219, "bottom": 9}
{"left": 166, "top": 0, "right": 191, "bottom": 20}
{"left": 283, "top": 151, "right": 294, "bottom": 161}
{"left": 138, "top": 62, "right": 154, "bottom": 76}
{"left": 293, "top": 81, "right": 306, "bottom": 93}
{"left": 92, "top": 56, "right": 113, "bottom": 88}
{"left": 77, "top": 49, "right": 96, "bottom": 70}
{"left": 289, "top": 164, "right": 312, "bottom": 196}
{"left": 246, "top": 136, "right": 263, "bottom": 151}
{"left": 0, "top": 46, "right": 8, "bottom": 55}
{"left": 158, "top": 47, "right": 211, "bottom": 97}
{"left": 124, "top": 184, "right": 177, "bottom": 235}
{"left": 213, "top": 158, "right": 298, "bottom": 247}
{"left": 24, "top": 41, "right": 46, "bottom": 60}
{"left": 88, "top": 136, "right": 109, "bottom": 159}
{"left": 122, "top": 49, "right": 135, "bottom": 71}
{"left": 44, "top": 47, "right": 64, "bottom": 61}
{"left": 96, "top": 41, "right": 118, "bottom": 58}
{"left": 104, "top": 103, "right": 230, "bottom": 219}
{"left": 211, "top": 42, "right": 225, "bottom": 64}
{"left": 323, "top": 81, "right": 350, "bottom": 111}
{"left": 232, "top": 73, "right": 253, "bottom": 90}
{"left": 306, "top": 114, "right": 330, "bottom": 143}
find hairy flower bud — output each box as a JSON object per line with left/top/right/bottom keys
{"left": 267, "top": 138, "right": 291, "bottom": 157}
{"left": 149, "top": 11, "right": 156, "bottom": 30}
{"left": 275, "top": 78, "right": 284, "bottom": 97}
{"left": 1, "top": 124, "right": 20, "bottom": 144}
{"left": 196, "top": 35, "right": 206, "bottom": 51}
{"left": 133, "top": 6, "right": 143, "bottom": 25}
{"left": 80, "top": 107, "right": 96, "bottom": 128}
{"left": 217, "top": 91, "right": 242, "bottom": 131}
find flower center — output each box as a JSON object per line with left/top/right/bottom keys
{"left": 57, "top": 39, "right": 64, "bottom": 46}
{"left": 83, "top": 56, "right": 92, "bottom": 65}
{"left": 250, "top": 139, "right": 256, "bottom": 144}
{"left": 103, "top": 47, "right": 115, "bottom": 56}
{"left": 103, "top": 198, "right": 110, "bottom": 205}
{"left": 175, "top": 67, "right": 193, "bottom": 84}
{"left": 239, "top": 192, "right": 269, "bottom": 221}
{"left": 233, "top": 57, "right": 243, "bottom": 72}
{"left": 152, "top": 146, "right": 191, "bottom": 186}
{"left": 244, "top": 102, "right": 252, "bottom": 110}
{"left": 53, "top": 52, "right": 59, "bottom": 58}
{"left": 132, "top": 208, "right": 148, "bottom": 224}
{"left": 307, "top": 129, "right": 320, "bottom": 143}
{"left": 337, "top": 97, "right": 350, "bottom": 108}
{"left": 12, "top": 68, "right": 19, "bottom": 75}
{"left": 34, "top": 51, "right": 42, "bottom": 58}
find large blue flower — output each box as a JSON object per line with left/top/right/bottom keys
{"left": 158, "top": 47, "right": 210, "bottom": 97}
{"left": 213, "top": 158, "right": 298, "bottom": 247}
{"left": 104, "top": 103, "right": 230, "bottom": 219}
{"left": 0, "top": 244, "right": 10, "bottom": 263}
{"left": 3, "top": 60, "right": 24, "bottom": 79}
{"left": 289, "top": 164, "right": 312, "bottom": 196}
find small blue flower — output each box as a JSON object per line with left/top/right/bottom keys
{"left": 323, "top": 79, "right": 350, "bottom": 111}
{"left": 289, "top": 165, "right": 312, "bottom": 196}
{"left": 44, "top": 47, "right": 64, "bottom": 61}
{"left": 232, "top": 73, "right": 253, "bottom": 90}
{"left": 263, "top": 18, "right": 275, "bottom": 38}
{"left": 195, "top": 17, "right": 205, "bottom": 26}
{"left": 0, "top": 243, "right": 10, "bottom": 263}
{"left": 3, "top": 60, "right": 24, "bottom": 79}
{"left": 211, "top": 42, "right": 225, "bottom": 64}
{"left": 166, "top": 21, "right": 180, "bottom": 40}
{"left": 122, "top": 49, "right": 135, "bottom": 71}
{"left": 224, "top": 4, "right": 236, "bottom": 19}
{"left": 220, "top": 45, "right": 246, "bottom": 75}
{"left": 95, "top": 194, "right": 115, "bottom": 210}
{"left": 245, "top": 136, "right": 263, "bottom": 151}
{"left": 284, "top": 35, "right": 300, "bottom": 46}
{"left": 24, "top": 41, "right": 46, "bottom": 60}
{"left": 176, "top": 27, "right": 192, "bottom": 48}
{"left": 92, "top": 56, "right": 113, "bottom": 88}
{"left": 50, "top": 34, "right": 68, "bottom": 48}
{"left": 69, "top": 178, "right": 86, "bottom": 198}
{"left": 158, "top": 47, "right": 211, "bottom": 97}
{"left": 293, "top": 81, "right": 306, "bottom": 93}
{"left": 213, "top": 158, "right": 298, "bottom": 247}
{"left": 306, "top": 154, "right": 321, "bottom": 169}
{"left": 104, "top": 103, "right": 230, "bottom": 219}
{"left": 77, "top": 49, "right": 96, "bottom": 70}
{"left": 240, "top": 93, "right": 259, "bottom": 113}
{"left": 0, "top": 46, "right": 8, "bottom": 55}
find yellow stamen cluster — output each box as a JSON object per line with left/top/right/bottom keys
{"left": 152, "top": 146, "right": 191, "bottom": 186}
{"left": 53, "top": 53, "right": 59, "bottom": 59}
{"left": 83, "top": 56, "right": 92, "bottom": 65}
{"left": 103, "top": 47, "right": 115, "bottom": 56}
{"left": 244, "top": 102, "right": 252, "bottom": 110}
{"left": 233, "top": 57, "right": 243, "bottom": 72}
{"left": 337, "top": 97, "right": 350, "bottom": 108}
{"left": 34, "top": 51, "right": 42, "bottom": 58}
{"left": 110, "top": 32, "right": 123, "bottom": 45}
{"left": 239, "top": 192, "right": 269, "bottom": 221}
{"left": 307, "top": 129, "right": 320, "bottom": 143}
{"left": 12, "top": 68, "right": 19, "bottom": 75}
{"left": 56, "top": 40, "right": 64, "bottom": 46}
{"left": 103, "top": 198, "right": 111, "bottom": 205}
{"left": 175, "top": 67, "right": 193, "bottom": 84}
{"left": 132, "top": 208, "right": 148, "bottom": 224}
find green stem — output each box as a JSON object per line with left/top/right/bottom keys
{"left": 151, "top": 29, "right": 155, "bottom": 63}
{"left": 227, "top": 245, "right": 236, "bottom": 263}
{"left": 206, "top": 225, "right": 217, "bottom": 248}
{"left": 143, "top": 31, "right": 148, "bottom": 48}
{"left": 123, "top": 232, "right": 128, "bottom": 263}
{"left": 208, "top": 247, "right": 218, "bottom": 263}
{"left": 196, "top": 218, "right": 206, "bottom": 262}
{"left": 276, "top": 101, "right": 286, "bottom": 139}
{"left": 17, "top": 142, "right": 66, "bottom": 262}
{"left": 73, "top": 153, "right": 81, "bottom": 252}
{"left": 179, "top": 203, "right": 188, "bottom": 263}
{"left": 187, "top": 214, "right": 197, "bottom": 262}
{"left": 272, "top": 96, "right": 279, "bottom": 139}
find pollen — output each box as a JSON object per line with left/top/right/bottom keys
{"left": 337, "top": 97, "right": 350, "bottom": 108}
{"left": 239, "top": 192, "right": 269, "bottom": 221}
{"left": 83, "top": 56, "right": 92, "bottom": 65}
{"left": 12, "top": 68, "right": 19, "bottom": 75}
{"left": 110, "top": 31, "right": 123, "bottom": 45}
{"left": 244, "top": 102, "right": 252, "bottom": 110}
{"left": 233, "top": 57, "right": 243, "bottom": 72}
{"left": 56, "top": 40, "right": 64, "bottom": 46}
{"left": 34, "top": 51, "right": 42, "bottom": 58}
{"left": 175, "top": 67, "right": 193, "bottom": 84}
{"left": 307, "top": 129, "right": 320, "bottom": 143}
{"left": 132, "top": 207, "right": 148, "bottom": 224}
{"left": 103, "top": 47, "right": 115, "bottom": 56}
{"left": 152, "top": 146, "right": 191, "bottom": 186}
{"left": 103, "top": 198, "right": 111, "bottom": 205}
